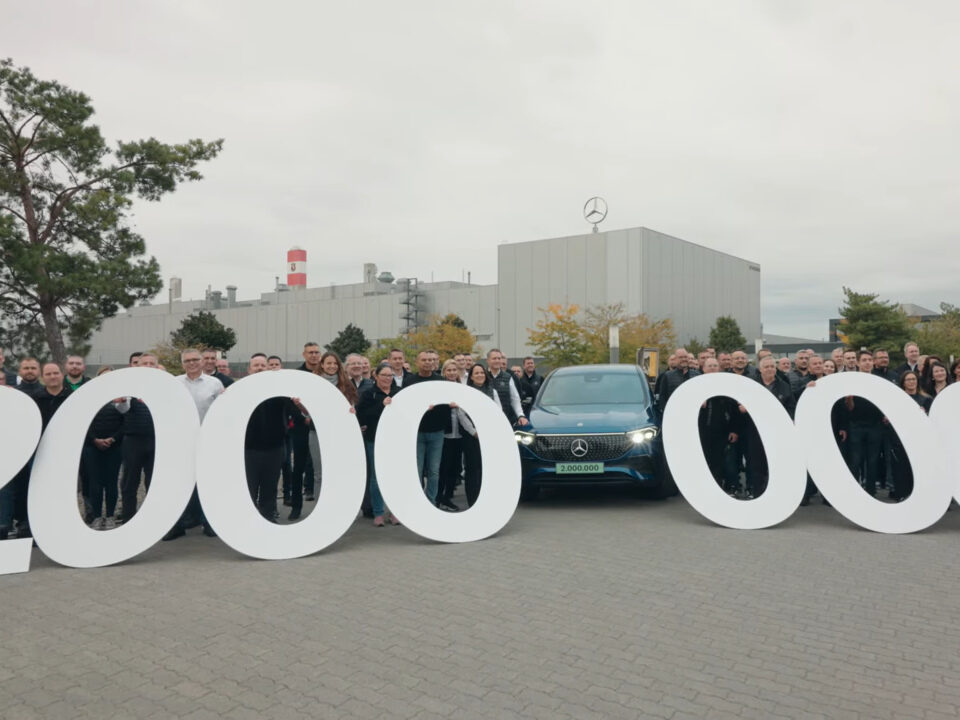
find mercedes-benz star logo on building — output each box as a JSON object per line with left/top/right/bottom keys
{"left": 583, "top": 197, "right": 607, "bottom": 223}
{"left": 570, "top": 438, "right": 589, "bottom": 458}
{"left": 583, "top": 196, "right": 608, "bottom": 233}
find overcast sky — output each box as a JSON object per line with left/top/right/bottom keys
{"left": 5, "top": 1, "right": 959, "bottom": 341}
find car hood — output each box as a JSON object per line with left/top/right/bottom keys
{"left": 528, "top": 403, "right": 657, "bottom": 434}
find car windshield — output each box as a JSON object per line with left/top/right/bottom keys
{"left": 539, "top": 370, "right": 649, "bottom": 406}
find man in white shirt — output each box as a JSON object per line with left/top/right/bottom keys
{"left": 455, "top": 352, "right": 470, "bottom": 384}
{"left": 163, "top": 348, "right": 223, "bottom": 541}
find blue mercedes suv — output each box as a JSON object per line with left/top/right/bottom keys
{"left": 514, "top": 364, "right": 669, "bottom": 500}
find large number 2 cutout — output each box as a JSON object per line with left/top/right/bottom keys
{"left": 0, "top": 389, "right": 42, "bottom": 574}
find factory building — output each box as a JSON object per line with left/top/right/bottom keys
{"left": 85, "top": 226, "right": 761, "bottom": 365}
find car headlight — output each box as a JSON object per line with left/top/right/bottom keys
{"left": 626, "top": 427, "right": 659, "bottom": 444}
{"left": 514, "top": 431, "right": 536, "bottom": 446}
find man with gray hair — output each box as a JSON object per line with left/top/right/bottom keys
{"left": 162, "top": 348, "right": 223, "bottom": 540}
{"left": 345, "top": 353, "right": 372, "bottom": 393}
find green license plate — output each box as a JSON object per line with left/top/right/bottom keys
{"left": 556, "top": 462, "right": 604, "bottom": 475}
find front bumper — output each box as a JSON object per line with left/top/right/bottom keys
{"left": 517, "top": 435, "right": 660, "bottom": 487}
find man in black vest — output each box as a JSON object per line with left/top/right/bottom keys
{"left": 518, "top": 356, "right": 543, "bottom": 418}
{"left": 485, "top": 349, "right": 528, "bottom": 427}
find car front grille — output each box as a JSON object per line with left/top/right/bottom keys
{"left": 532, "top": 434, "right": 634, "bottom": 462}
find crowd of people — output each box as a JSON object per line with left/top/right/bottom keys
{"left": 1, "top": 336, "right": 947, "bottom": 541}
{"left": 0, "top": 345, "right": 543, "bottom": 540}
{"left": 655, "top": 341, "right": 951, "bottom": 504}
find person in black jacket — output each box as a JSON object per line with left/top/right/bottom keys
{"left": 697, "top": 358, "right": 741, "bottom": 495}
{"left": 0, "top": 358, "right": 41, "bottom": 539}
{"left": 871, "top": 349, "right": 898, "bottom": 383}
{"left": 404, "top": 350, "right": 448, "bottom": 505}
{"left": 463, "top": 364, "right": 501, "bottom": 507}
{"left": 388, "top": 348, "right": 415, "bottom": 389}
{"left": 844, "top": 350, "right": 885, "bottom": 496}
{"left": 742, "top": 356, "right": 796, "bottom": 499}
{"left": 890, "top": 370, "right": 933, "bottom": 502}
{"left": 243, "top": 354, "right": 295, "bottom": 521}
{"left": 727, "top": 350, "right": 759, "bottom": 381}
{"left": 656, "top": 348, "right": 701, "bottom": 416}
{"left": 893, "top": 341, "right": 921, "bottom": 378}
{"left": 356, "top": 363, "right": 400, "bottom": 526}
{"left": 83, "top": 366, "right": 125, "bottom": 529}
{"left": 284, "top": 342, "right": 322, "bottom": 512}
{"left": 786, "top": 350, "right": 813, "bottom": 398}
{"left": 518, "top": 356, "right": 543, "bottom": 418}
{"left": 12, "top": 363, "right": 74, "bottom": 538}
{"left": 116, "top": 353, "right": 160, "bottom": 523}
{"left": 15, "top": 357, "right": 42, "bottom": 395}
{"left": 202, "top": 348, "right": 233, "bottom": 387}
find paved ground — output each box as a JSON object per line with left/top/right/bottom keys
{"left": 4, "top": 487, "right": 960, "bottom": 720}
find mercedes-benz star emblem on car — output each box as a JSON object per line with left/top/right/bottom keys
{"left": 583, "top": 196, "right": 608, "bottom": 231}
{"left": 571, "top": 438, "right": 589, "bottom": 458}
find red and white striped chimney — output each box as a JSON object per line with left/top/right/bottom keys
{"left": 287, "top": 247, "right": 306, "bottom": 288}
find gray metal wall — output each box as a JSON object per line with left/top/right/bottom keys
{"left": 497, "top": 227, "right": 761, "bottom": 356}
{"left": 86, "top": 281, "right": 498, "bottom": 366}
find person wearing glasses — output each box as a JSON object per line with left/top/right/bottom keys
{"left": 162, "top": 348, "right": 223, "bottom": 540}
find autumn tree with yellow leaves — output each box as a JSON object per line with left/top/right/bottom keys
{"left": 528, "top": 302, "right": 676, "bottom": 369}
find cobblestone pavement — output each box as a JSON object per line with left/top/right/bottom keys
{"left": 4, "top": 487, "right": 960, "bottom": 719}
